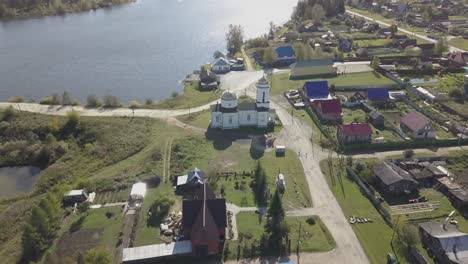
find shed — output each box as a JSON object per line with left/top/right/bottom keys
{"left": 130, "top": 182, "right": 147, "bottom": 201}
{"left": 275, "top": 145, "right": 286, "bottom": 155}
{"left": 369, "top": 109, "right": 384, "bottom": 127}
{"left": 63, "top": 189, "right": 88, "bottom": 205}
{"left": 275, "top": 46, "right": 296, "bottom": 66}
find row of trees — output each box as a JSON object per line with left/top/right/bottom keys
{"left": 21, "top": 191, "right": 64, "bottom": 262}
{"left": 292, "top": 0, "right": 345, "bottom": 21}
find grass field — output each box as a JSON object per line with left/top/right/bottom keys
{"left": 270, "top": 72, "right": 395, "bottom": 95}
{"left": 176, "top": 110, "right": 212, "bottom": 130}
{"left": 51, "top": 206, "right": 124, "bottom": 262}
{"left": 448, "top": 37, "right": 468, "bottom": 51}
{"left": 320, "top": 159, "right": 432, "bottom": 264}
{"left": 353, "top": 38, "right": 389, "bottom": 47}
{"left": 236, "top": 212, "right": 335, "bottom": 253}
{"left": 151, "top": 82, "right": 221, "bottom": 109}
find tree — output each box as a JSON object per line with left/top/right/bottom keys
{"left": 434, "top": 37, "right": 448, "bottom": 56}
{"left": 213, "top": 50, "right": 225, "bottom": 59}
{"left": 405, "top": 46, "right": 422, "bottom": 57}
{"left": 268, "top": 21, "right": 275, "bottom": 40}
{"left": 83, "top": 248, "right": 111, "bottom": 264}
{"left": 66, "top": 110, "right": 80, "bottom": 129}
{"left": 403, "top": 149, "right": 415, "bottom": 159}
{"left": 264, "top": 190, "right": 289, "bottom": 252}
{"left": 2, "top": 106, "right": 17, "bottom": 121}
{"left": 21, "top": 224, "right": 47, "bottom": 262}
{"left": 129, "top": 100, "right": 141, "bottom": 109}
{"left": 226, "top": 24, "right": 244, "bottom": 55}
{"left": 449, "top": 88, "right": 463, "bottom": 98}
{"left": 309, "top": 4, "right": 325, "bottom": 22}
{"left": 103, "top": 95, "right": 121, "bottom": 108}
{"left": 370, "top": 56, "right": 380, "bottom": 71}
{"left": 254, "top": 162, "right": 267, "bottom": 204}
{"left": 262, "top": 47, "right": 278, "bottom": 65}
{"left": 62, "top": 91, "right": 72, "bottom": 105}
{"left": 398, "top": 224, "right": 419, "bottom": 248}
{"left": 389, "top": 24, "right": 398, "bottom": 36}
{"left": 86, "top": 95, "right": 102, "bottom": 108}
{"left": 148, "top": 196, "right": 175, "bottom": 227}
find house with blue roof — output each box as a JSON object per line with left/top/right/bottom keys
{"left": 302, "top": 81, "right": 331, "bottom": 101}
{"left": 275, "top": 46, "right": 296, "bottom": 66}
{"left": 367, "top": 88, "right": 392, "bottom": 106}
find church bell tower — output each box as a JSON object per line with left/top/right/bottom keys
{"left": 256, "top": 76, "right": 270, "bottom": 109}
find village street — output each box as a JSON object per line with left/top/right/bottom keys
{"left": 346, "top": 10, "right": 467, "bottom": 53}
{"left": 3, "top": 71, "right": 468, "bottom": 263}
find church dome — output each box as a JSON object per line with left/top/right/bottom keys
{"left": 221, "top": 91, "right": 238, "bottom": 109}
{"left": 221, "top": 91, "right": 237, "bottom": 101}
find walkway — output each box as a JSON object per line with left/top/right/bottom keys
{"left": 346, "top": 10, "right": 467, "bottom": 53}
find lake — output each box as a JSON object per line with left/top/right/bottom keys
{"left": 0, "top": 166, "right": 41, "bottom": 198}
{"left": 0, "top": 0, "right": 297, "bottom": 103}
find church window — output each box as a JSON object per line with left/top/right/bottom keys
{"left": 229, "top": 116, "right": 232, "bottom": 124}
{"left": 247, "top": 114, "right": 251, "bottom": 121}
{"left": 215, "top": 116, "right": 220, "bottom": 122}
{"left": 262, "top": 91, "right": 265, "bottom": 102}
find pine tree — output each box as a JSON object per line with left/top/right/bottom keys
{"left": 30, "top": 206, "right": 50, "bottom": 240}
{"left": 264, "top": 190, "right": 289, "bottom": 252}
{"left": 21, "top": 224, "right": 47, "bottom": 262}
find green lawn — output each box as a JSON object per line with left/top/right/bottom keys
{"left": 176, "top": 109, "right": 212, "bottom": 130}
{"left": 320, "top": 159, "right": 432, "bottom": 264}
{"left": 354, "top": 38, "right": 388, "bottom": 47}
{"left": 151, "top": 82, "right": 222, "bottom": 109}
{"left": 133, "top": 184, "right": 176, "bottom": 247}
{"left": 448, "top": 38, "right": 468, "bottom": 52}
{"left": 236, "top": 212, "right": 335, "bottom": 253}
{"left": 270, "top": 72, "right": 395, "bottom": 95}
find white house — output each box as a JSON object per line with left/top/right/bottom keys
{"left": 211, "top": 57, "right": 230, "bottom": 74}
{"left": 210, "top": 77, "right": 275, "bottom": 129}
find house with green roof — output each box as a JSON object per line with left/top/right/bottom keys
{"left": 289, "top": 59, "right": 337, "bottom": 80}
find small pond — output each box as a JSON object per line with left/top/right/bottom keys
{"left": 0, "top": 166, "right": 41, "bottom": 198}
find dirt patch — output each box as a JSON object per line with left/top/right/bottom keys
{"left": 55, "top": 228, "right": 103, "bottom": 259}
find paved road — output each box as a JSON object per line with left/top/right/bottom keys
{"left": 346, "top": 10, "right": 467, "bottom": 53}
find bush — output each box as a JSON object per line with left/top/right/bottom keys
{"left": 145, "top": 99, "right": 154, "bottom": 105}
{"left": 147, "top": 196, "right": 175, "bottom": 227}
{"left": 7, "top": 96, "right": 24, "bottom": 103}
{"left": 103, "top": 95, "right": 121, "bottom": 108}
{"left": 2, "top": 106, "right": 17, "bottom": 121}
{"left": 105, "top": 211, "right": 115, "bottom": 219}
{"left": 40, "top": 93, "right": 61, "bottom": 105}
{"left": 403, "top": 149, "right": 414, "bottom": 158}
{"left": 129, "top": 100, "right": 141, "bottom": 109}
{"left": 171, "top": 91, "right": 179, "bottom": 98}
{"left": 449, "top": 88, "right": 463, "bottom": 99}
{"left": 306, "top": 217, "right": 316, "bottom": 225}
{"left": 66, "top": 111, "right": 80, "bottom": 129}
{"left": 86, "top": 95, "right": 103, "bottom": 108}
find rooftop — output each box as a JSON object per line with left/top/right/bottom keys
{"left": 373, "top": 161, "right": 417, "bottom": 186}
{"left": 400, "top": 111, "right": 431, "bottom": 132}
{"left": 338, "top": 123, "right": 372, "bottom": 136}
{"left": 122, "top": 241, "right": 192, "bottom": 262}
{"left": 303, "top": 80, "right": 329, "bottom": 99}
{"left": 290, "top": 59, "right": 334, "bottom": 68}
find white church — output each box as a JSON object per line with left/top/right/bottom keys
{"left": 210, "top": 77, "right": 275, "bottom": 129}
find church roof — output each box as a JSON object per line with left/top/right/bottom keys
{"left": 221, "top": 91, "right": 237, "bottom": 100}
{"left": 238, "top": 103, "right": 257, "bottom": 111}
{"left": 210, "top": 103, "right": 237, "bottom": 113}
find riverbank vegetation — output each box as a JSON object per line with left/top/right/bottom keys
{"left": 0, "top": 0, "right": 134, "bottom": 19}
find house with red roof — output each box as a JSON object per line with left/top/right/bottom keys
{"left": 337, "top": 123, "right": 372, "bottom": 144}
{"left": 313, "top": 99, "right": 342, "bottom": 123}
{"left": 400, "top": 111, "right": 436, "bottom": 139}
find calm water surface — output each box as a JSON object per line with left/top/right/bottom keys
{"left": 0, "top": 166, "right": 41, "bottom": 197}
{"left": 0, "top": 0, "right": 297, "bottom": 103}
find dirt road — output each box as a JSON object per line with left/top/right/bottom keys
{"left": 346, "top": 10, "right": 466, "bottom": 53}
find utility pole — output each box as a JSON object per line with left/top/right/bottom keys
{"left": 297, "top": 220, "right": 302, "bottom": 263}
{"left": 291, "top": 107, "right": 294, "bottom": 124}
{"left": 459, "top": 125, "right": 466, "bottom": 145}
